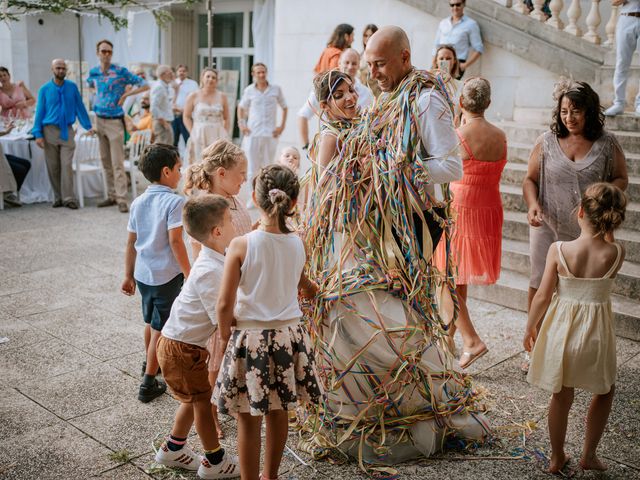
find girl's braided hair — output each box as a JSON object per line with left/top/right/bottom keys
{"left": 253, "top": 164, "right": 299, "bottom": 233}
{"left": 183, "top": 139, "right": 244, "bottom": 195}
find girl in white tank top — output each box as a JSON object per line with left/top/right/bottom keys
{"left": 213, "top": 164, "right": 322, "bottom": 480}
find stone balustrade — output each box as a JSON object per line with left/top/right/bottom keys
{"left": 498, "top": 0, "right": 619, "bottom": 46}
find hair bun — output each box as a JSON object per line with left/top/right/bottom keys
{"left": 268, "top": 188, "right": 289, "bottom": 205}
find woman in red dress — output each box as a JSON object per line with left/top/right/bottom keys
{"left": 436, "top": 77, "right": 507, "bottom": 368}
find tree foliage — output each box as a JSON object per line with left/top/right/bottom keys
{"left": 1, "top": 1, "right": 195, "bottom": 30}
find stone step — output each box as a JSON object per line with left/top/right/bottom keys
{"left": 508, "top": 141, "right": 640, "bottom": 176}
{"left": 468, "top": 268, "right": 640, "bottom": 340}
{"left": 605, "top": 113, "right": 640, "bottom": 133}
{"left": 511, "top": 110, "right": 640, "bottom": 133}
{"left": 499, "top": 184, "right": 640, "bottom": 230}
{"left": 501, "top": 121, "right": 640, "bottom": 153}
{"left": 501, "top": 238, "right": 640, "bottom": 301}
{"left": 501, "top": 163, "right": 640, "bottom": 199}
{"left": 502, "top": 210, "right": 640, "bottom": 263}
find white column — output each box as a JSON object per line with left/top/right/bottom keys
{"left": 604, "top": 5, "right": 619, "bottom": 46}
{"left": 564, "top": 0, "right": 583, "bottom": 36}
{"left": 511, "top": 0, "right": 529, "bottom": 14}
{"left": 583, "top": 0, "right": 602, "bottom": 44}
{"left": 530, "top": 0, "right": 547, "bottom": 21}
{"left": 546, "top": 0, "right": 565, "bottom": 29}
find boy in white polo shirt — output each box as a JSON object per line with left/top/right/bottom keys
{"left": 154, "top": 194, "right": 239, "bottom": 479}
{"left": 121, "top": 144, "right": 191, "bottom": 403}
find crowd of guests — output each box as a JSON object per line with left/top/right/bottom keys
{"left": 0, "top": 6, "right": 636, "bottom": 477}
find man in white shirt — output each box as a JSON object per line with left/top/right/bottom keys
{"left": 298, "top": 48, "right": 374, "bottom": 148}
{"left": 367, "top": 26, "right": 462, "bottom": 251}
{"left": 432, "top": 0, "right": 484, "bottom": 79}
{"left": 237, "top": 63, "right": 288, "bottom": 186}
{"left": 150, "top": 65, "right": 175, "bottom": 145}
{"left": 172, "top": 64, "right": 199, "bottom": 145}
{"left": 605, "top": 0, "right": 640, "bottom": 116}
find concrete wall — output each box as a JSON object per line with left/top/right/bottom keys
{"left": 272, "top": 0, "right": 559, "bottom": 151}
{"left": 25, "top": 13, "right": 81, "bottom": 93}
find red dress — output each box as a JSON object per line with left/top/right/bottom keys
{"left": 435, "top": 130, "right": 507, "bottom": 285}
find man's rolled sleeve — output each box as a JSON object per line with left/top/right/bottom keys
{"left": 416, "top": 90, "right": 462, "bottom": 184}
{"left": 276, "top": 86, "right": 287, "bottom": 109}
{"left": 469, "top": 21, "right": 484, "bottom": 54}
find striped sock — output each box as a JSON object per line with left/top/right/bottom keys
{"left": 204, "top": 446, "right": 224, "bottom": 465}
{"left": 167, "top": 435, "right": 187, "bottom": 452}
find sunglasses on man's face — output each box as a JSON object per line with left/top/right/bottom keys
{"left": 99, "top": 50, "right": 113, "bottom": 54}
{"left": 450, "top": 2, "right": 463, "bottom": 6}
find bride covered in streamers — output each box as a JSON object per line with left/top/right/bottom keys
{"left": 301, "top": 46, "right": 488, "bottom": 473}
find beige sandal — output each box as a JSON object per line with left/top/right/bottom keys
{"left": 458, "top": 347, "right": 488, "bottom": 369}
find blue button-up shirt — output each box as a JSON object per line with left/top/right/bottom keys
{"left": 87, "top": 64, "right": 144, "bottom": 118}
{"left": 127, "top": 184, "right": 185, "bottom": 286}
{"left": 32, "top": 80, "right": 93, "bottom": 139}
{"left": 433, "top": 15, "right": 484, "bottom": 60}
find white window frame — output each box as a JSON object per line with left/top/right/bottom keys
{"left": 197, "top": 0, "right": 254, "bottom": 93}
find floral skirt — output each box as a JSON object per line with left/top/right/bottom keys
{"left": 213, "top": 321, "right": 323, "bottom": 416}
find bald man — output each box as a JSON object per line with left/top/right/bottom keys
{"left": 32, "top": 59, "right": 93, "bottom": 209}
{"left": 298, "top": 48, "right": 374, "bottom": 147}
{"left": 366, "top": 26, "right": 462, "bottom": 251}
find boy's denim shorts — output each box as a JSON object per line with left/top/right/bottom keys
{"left": 136, "top": 273, "right": 184, "bottom": 331}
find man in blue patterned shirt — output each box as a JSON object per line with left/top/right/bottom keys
{"left": 87, "top": 39, "right": 148, "bottom": 213}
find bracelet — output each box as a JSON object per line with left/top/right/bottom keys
{"left": 302, "top": 144, "right": 309, "bottom": 151}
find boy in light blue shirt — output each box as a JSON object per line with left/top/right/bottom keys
{"left": 121, "top": 143, "right": 191, "bottom": 403}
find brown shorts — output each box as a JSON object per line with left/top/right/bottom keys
{"left": 157, "top": 336, "right": 212, "bottom": 403}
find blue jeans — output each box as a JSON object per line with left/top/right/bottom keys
{"left": 172, "top": 115, "right": 190, "bottom": 147}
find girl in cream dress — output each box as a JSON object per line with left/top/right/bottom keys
{"left": 524, "top": 182, "right": 627, "bottom": 474}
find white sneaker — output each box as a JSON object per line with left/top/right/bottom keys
{"left": 198, "top": 452, "right": 240, "bottom": 479}
{"left": 604, "top": 103, "right": 625, "bottom": 116}
{"left": 155, "top": 441, "right": 201, "bottom": 471}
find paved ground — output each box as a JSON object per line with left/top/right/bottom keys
{"left": 1, "top": 200, "right": 639, "bottom": 480}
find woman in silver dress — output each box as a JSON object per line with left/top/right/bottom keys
{"left": 523, "top": 79, "right": 628, "bottom": 308}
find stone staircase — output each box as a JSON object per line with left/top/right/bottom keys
{"left": 469, "top": 113, "right": 640, "bottom": 341}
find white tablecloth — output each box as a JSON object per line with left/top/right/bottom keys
{"left": 0, "top": 134, "right": 104, "bottom": 204}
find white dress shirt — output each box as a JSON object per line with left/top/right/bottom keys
{"left": 432, "top": 15, "right": 484, "bottom": 60}
{"left": 298, "top": 78, "right": 374, "bottom": 119}
{"left": 175, "top": 78, "right": 199, "bottom": 110}
{"left": 150, "top": 80, "right": 174, "bottom": 122}
{"left": 238, "top": 83, "right": 287, "bottom": 137}
{"left": 621, "top": 0, "right": 640, "bottom": 13}
{"left": 416, "top": 89, "right": 463, "bottom": 201}
{"left": 161, "top": 246, "right": 225, "bottom": 348}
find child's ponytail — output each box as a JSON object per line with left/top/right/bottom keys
{"left": 183, "top": 163, "right": 211, "bottom": 195}
{"left": 253, "top": 164, "right": 300, "bottom": 233}
{"left": 183, "top": 139, "right": 244, "bottom": 196}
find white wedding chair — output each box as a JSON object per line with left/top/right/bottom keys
{"left": 125, "top": 130, "right": 151, "bottom": 199}
{"left": 73, "top": 135, "right": 107, "bottom": 208}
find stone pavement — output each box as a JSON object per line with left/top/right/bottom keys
{"left": 1, "top": 201, "right": 639, "bottom": 480}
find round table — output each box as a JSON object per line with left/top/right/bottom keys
{"left": 0, "top": 134, "right": 104, "bottom": 204}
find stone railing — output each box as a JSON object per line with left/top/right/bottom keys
{"left": 502, "top": 0, "right": 618, "bottom": 45}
